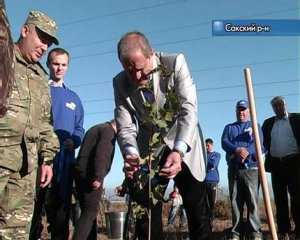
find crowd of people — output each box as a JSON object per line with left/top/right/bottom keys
{"left": 0, "top": 3, "right": 299, "bottom": 240}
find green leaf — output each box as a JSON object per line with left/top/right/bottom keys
{"left": 126, "top": 61, "right": 179, "bottom": 214}
{"left": 164, "top": 111, "right": 173, "bottom": 122}
{"left": 155, "top": 119, "right": 168, "bottom": 128}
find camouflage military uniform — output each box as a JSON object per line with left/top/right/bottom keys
{"left": 0, "top": 10, "right": 60, "bottom": 240}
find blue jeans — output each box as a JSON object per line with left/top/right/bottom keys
{"left": 228, "top": 168, "right": 261, "bottom": 238}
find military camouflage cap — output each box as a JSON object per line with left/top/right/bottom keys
{"left": 25, "top": 10, "right": 59, "bottom": 45}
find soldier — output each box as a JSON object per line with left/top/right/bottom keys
{"left": 0, "top": 9, "right": 60, "bottom": 239}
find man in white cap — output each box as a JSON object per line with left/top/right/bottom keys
{"left": 222, "top": 100, "right": 263, "bottom": 240}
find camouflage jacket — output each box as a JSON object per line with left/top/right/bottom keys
{"left": 0, "top": 45, "right": 59, "bottom": 173}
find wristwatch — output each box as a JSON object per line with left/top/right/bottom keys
{"left": 172, "top": 149, "right": 184, "bottom": 159}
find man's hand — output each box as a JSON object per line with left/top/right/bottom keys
{"left": 91, "top": 180, "right": 102, "bottom": 190}
{"left": 40, "top": 164, "right": 53, "bottom": 188}
{"left": 64, "top": 138, "right": 75, "bottom": 151}
{"left": 235, "top": 147, "right": 249, "bottom": 162}
{"left": 123, "top": 154, "right": 139, "bottom": 179}
{"left": 159, "top": 151, "right": 182, "bottom": 179}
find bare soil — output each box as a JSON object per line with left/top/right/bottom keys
{"left": 40, "top": 200, "right": 296, "bottom": 239}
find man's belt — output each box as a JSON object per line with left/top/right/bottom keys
{"left": 272, "top": 153, "right": 300, "bottom": 162}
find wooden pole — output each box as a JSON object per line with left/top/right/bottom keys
{"left": 243, "top": 68, "right": 278, "bottom": 240}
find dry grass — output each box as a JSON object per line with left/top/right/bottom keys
{"left": 40, "top": 199, "right": 287, "bottom": 239}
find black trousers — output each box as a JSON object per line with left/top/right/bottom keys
{"left": 271, "top": 155, "right": 300, "bottom": 235}
{"left": 134, "top": 201, "right": 164, "bottom": 240}
{"left": 30, "top": 186, "right": 80, "bottom": 240}
{"left": 29, "top": 185, "right": 47, "bottom": 240}
{"left": 175, "top": 163, "right": 212, "bottom": 240}
{"left": 73, "top": 179, "right": 102, "bottom": 240}
{"left": 134, "top": 162, "right": 212, "bottom": 240}
{"left": 29, "top": 185, "right": 73, "bottom": 240}
{"left": 46, "top": 183, "right": 73, "bottom": 240}
{"left": 206, "top": 182, "right": 217, "bottom": 220}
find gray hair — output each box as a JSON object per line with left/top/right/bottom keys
{"left": 117, "top": 31, "right": 152, "bottom": 62}
{"left": 271, "top": 96, "right": 285, "bottom": 106}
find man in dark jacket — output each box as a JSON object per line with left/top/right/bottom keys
{"left": 262, "top": 96, "right": 300, "bottom": 240}
{"left": 73, "top": 120, "right": 117, "bottom": 240}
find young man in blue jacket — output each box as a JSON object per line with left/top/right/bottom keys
{"left": 30, "top": 48, "right": 84, "bottom": 240}
{"left": 204, "top": 138, "right": 220, "bottom": 221}
{"left": 221, "top": 100, "right": 263, "bottom": 240}
{"left": 47, "top": 48, "right": 85, "bottom": 239}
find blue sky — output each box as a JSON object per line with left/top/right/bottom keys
{"left": 7, "top": 0, "right": 300, "bottom": 189}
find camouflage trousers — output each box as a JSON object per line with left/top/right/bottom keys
{"left": 0, "top": 167, "right": 36, "bottom": 240}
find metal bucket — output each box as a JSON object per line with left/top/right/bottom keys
{"left": 105, "top": 211, "right": 127, "bottom": 239}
